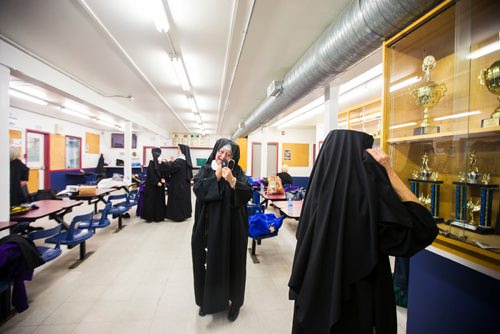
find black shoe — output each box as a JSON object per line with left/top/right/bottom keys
{"left": 227, "top": 305, "right": 239, "bottom": 322}
{"left": 199, "top": 307, "right": 206, "bottom": 317}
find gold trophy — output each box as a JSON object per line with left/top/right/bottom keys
{"left": 413, "top": 152, "right": 433, "bottom": 180}
{"left": 479, "top": 60, "right": 500, "bottom": 127}
{"left": 411, "top": 55, "right": 447, "bottom": 135}
{"left": 467, "top": 151, "right": 481, "bottom": 183}
{"left": 466, "top": 200, "right": 481, "bottom": 226}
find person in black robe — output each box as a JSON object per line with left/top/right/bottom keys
{"left": 10, "top": 147, "right": 30, "bottom": 206}
{"left": 277, "top": 164, "right": 293, "bottom": 186}
{"left": 288, "top": 130, "right": 438, "bottom": 334}
{"left": 191, "top": 138, "right": 253, "bottom": 321}
{"left": 163, "top": 144, "right": 193, "bottom": 221}
{"left": 95, "top": 153, "right": 106, "bottom": 182}
{"left": 140, "top": 147, "right": 166, "bottom": 222}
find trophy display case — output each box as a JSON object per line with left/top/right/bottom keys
{"left": 338, "top": 99, "right": 381, "bottom": 146}
{"left": 382, "top": 0, "right": 500, "bottom": 269}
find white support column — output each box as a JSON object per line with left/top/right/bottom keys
{"left": 124, "top": 121, "right": 132, "bottom": 182}
{"left": 0, "top": 65, "right": 10, "bottom": 235}
{"left": 260, "top": 127, "right": 268, "bottom": 177}
{"left": 324, "top": 83, "right": 340, "bottom": 136}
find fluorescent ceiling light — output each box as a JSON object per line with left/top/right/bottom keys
{"left": 149, "top": 0, "right": 170, "bottom": 33}
{"left": 277, "top": 104, "right": 324, "bottom": 129}
{"left": 9, "top": 82, "right": 48, "bottom": 100}
{"left": 390, "top": 76, "right": 421, "bottom": 92}
{"left": 61, "top": 108, "right": 90, "bottom": 119}
{"left": 171, "top": 56, "right": 190, "bottom": 92}
{"left": 9, "top": 89, "right": 48, "bottom": 106}
{"left": 272, "top": 96, "right": 324, "bottom": 127}
{"left": 339, "top": 64, "right": 383, "bottom": 95}
{"left": 96, "top": 119, "right": 117, "bottom": 128}
{"left": 389, "top": 122, "right": 417, "bottom": 129}
{"left": 188, "top": 96, "right": 198, "bottom": 114}
{"left": 64, "top": 101, "right": 92, "bottom": 115}
{"left": 467, "top": 41, "right": 500, "bottom": 59}
{"left": 339, "top": 76, "right": 383, "bottom": 104}
{"left": 434, "top": 110, "right": 481, "bottom": 121}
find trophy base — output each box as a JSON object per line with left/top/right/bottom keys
{"left": 481, "top": 117, "right": 500, "bottom": 128}
{"left": 414, "top": 126, "right": 440, "bottom": 135}
{"left": 433, "top": 217, "right": 445, "bottom": 224}
{"left": 450, "top": 220, "right": 495, "bottom": 234}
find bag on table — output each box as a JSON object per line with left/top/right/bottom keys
{"left": 248, "top": 213, "right": 283, "bottom": 238}
{"left": 267, "top": 175, "right": 284, "bottom": 195}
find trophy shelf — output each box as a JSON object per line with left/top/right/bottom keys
{"left": 386, "top": 125, "right": 500, "bottom": 144}
{"left": 433, "top": 233, "right": 500, "bottom": 271}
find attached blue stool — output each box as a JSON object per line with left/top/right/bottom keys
{"left": 45, "top": 212, "right": 94, "bottom": 268}
{"left": 78, "top": 202, "right": 111, "bottom": 231}
{"left": 107, "top": 194, "right": 129, "bottom": 231}
{"left": 28, "top": 224, "right": 62, "bottom": 262}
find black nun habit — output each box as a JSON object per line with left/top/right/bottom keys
{"left": 163, "top": 144, "right": 193, "bottom": 221}
{"left": 288, "top": 130, "right": 438, "bottom": 334}
{"left": 191, "top": 138, "right": 253, "bottom": 316}
{"left": 140, "top": 147, "right": 166, "bottom": 222}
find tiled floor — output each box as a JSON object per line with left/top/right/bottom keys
{"left": 1, "top": 194, "right": 407, "bottom": 333}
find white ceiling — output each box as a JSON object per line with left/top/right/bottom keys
{"left": 0, "top": 0, "right": 358, "bottom": 137}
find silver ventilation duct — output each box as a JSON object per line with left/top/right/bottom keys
{"left": 231, "top": 0, "right": 442, "bottom": 139}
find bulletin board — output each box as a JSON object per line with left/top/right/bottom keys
{"left": 282, "top": 143, "right": 309, "bottom": 167}
{"left": 50, "top": 134, "right": 65, "bottom": 170}
{"left": 236, "top": 137, "right": 247, "bottom": 172}
{"left": 85, "top": 132, "right": 100, "bottom": 154}
{"left": 9, "top": 129, "right": 22, "bottom": 152}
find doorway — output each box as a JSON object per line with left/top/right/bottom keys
{"left": 26, "top": 130, "right": 49, "bottom": 191}
{"left": 267, "top": 142, "right": 278, "bottom": 176}
{"left": 252, "top": 142, "right": 261, "bottom": 178}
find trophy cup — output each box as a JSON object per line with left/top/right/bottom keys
{"left": 410, "top": 55, "right": 447, "bottom": 135}
{"left": 479, "top": 60, "right": 500, "bottom": 127}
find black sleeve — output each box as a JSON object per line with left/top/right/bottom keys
{"left": 232, "top": 167, "right": 253, "bottom": 207}
{"left": 378, "top": 201, "right": 438, "bottom": 257}
{"left": 193, "top": 166, "right": 221, "bottom": 202}
{"left": 160, "top": 160, "right": 181, "bottom": 175}
{"left": 21, "top": 162, "right": 29, "bottom": 181}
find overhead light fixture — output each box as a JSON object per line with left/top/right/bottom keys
{"left": 272, "top": 96, "right": 324, "bottom": 128}
{"left": 171, "top": 56, "right": 191, "bottom": 92}
{"left": 96, "top": 118, "right": 117, "bottom": 128}
{"left": 61, "top": 108, "right": 90, "bottom": 120}
{"left": 338, "top": 76, "right": 383, "bottom": 104}
{"left": 389, "top": 122, "right": 417, "bottom": 129}
{"left": 390, "top": 76, "right": 421, "bottom": 92}
{"left": 339, "top": 64, "right": 383, "bottom": 95}
{"left": 467, "top": 41, "right": 500, "bottom": 60}
{"left": 9, "top": 82, "right": 48, "bottom": 100}
{"left": 149, "top": 0, "right": 170, "bottom": 33}
{"left": 187, "top": 95, "right": 198, "bottom": 114}
{"left": 9, "top": 89, "right": 48, "bottom": 106}
{"left": 434, "top": 110, "right": 481, "bottom": 121}
{"left": 277, "top": 103, "right": 324, "bottom": 129}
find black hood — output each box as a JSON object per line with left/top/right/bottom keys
{"left": 207, "top": 138, "right": 240, "bottom": 165}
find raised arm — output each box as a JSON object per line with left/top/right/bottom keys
{"left": 366, "top": 147, "right": 419, "bottom": 203}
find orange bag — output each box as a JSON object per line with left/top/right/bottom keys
{"left": 267, "top": 175, "right": 285, "bottom": 194}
